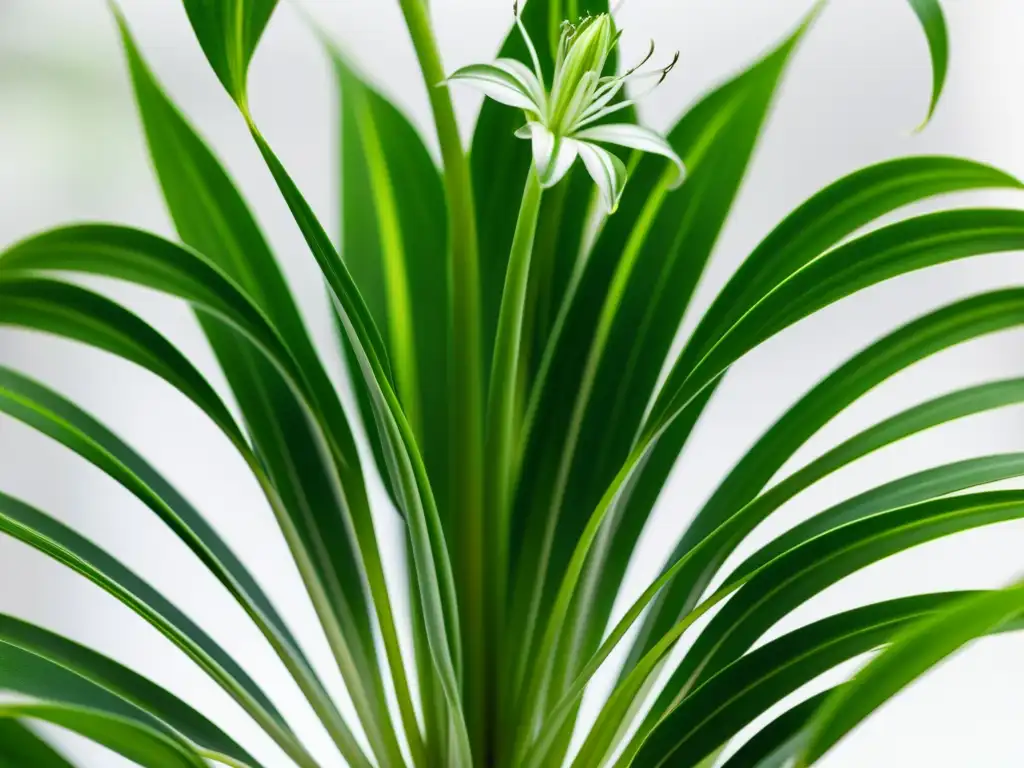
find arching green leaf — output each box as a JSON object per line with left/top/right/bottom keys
{"left": 0, "top": 641, "right": 209, "bottom": 768}
{"left": 0, "top": 615, "right": 257, "bottom": 767}
{"left": 0, "top": 720, "right": 75, "bottom": 767}
{"left": 116, "top": 16, "right": 405, "bottom": 763}
{"left": 799, "top": 580, "right": 1024, "bottom": 766}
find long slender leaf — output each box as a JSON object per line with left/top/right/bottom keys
{"left": 0, "top": 282, "right": 365, "bottom": 766}
{"left": 630, "top": 592, "right": 1021, "bottom": 768}
{"left": 332, "top": 48, "right": 450, "bottom": 765}
{"left": 798, "top": 580, "right": 1024, "bottom": 766}
{"left": 632, "top": 452, "right": 1024, "bottom": 761}
{"left": 907, "top": 0, "right": 949, "bottom": 126}
{"left": 508, "top": 18, "right": 817, "bottom": 737}
{"left": 177, "top": 3, "right": 469, "bottom": 753}
{"left": 0, "top": 614, "right": 256, "bottom": 767}
{"left": 116, "top": 16, "right": 408, "bottom": 764}
{"left": 604, "top": 490, "right": 1024, "bottom": 767}
{"left": 0, "top": 720, "right": 75, "bottom": 767}
{"left": 523, "top": 289, "right": 1024, "bottom": 765}
{"left": 628, "top": 378, "right": 1024, "bottom": 679}
{"left": 0, "top": 642, "right": 209, "bottom": 768}
{"left": 718, "top": 690, "right": 830, "bottom": 768}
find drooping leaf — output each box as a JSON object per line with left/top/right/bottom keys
{"left": 907, "top": 0, "right": 949, "bottom": 126}
{"left": 332, "top": 48, "right": 449, "bottom": 519}
{"left": 0, "top": 642, "right": 209, "bottom": 768}
{"left": 0, "top": 720, "right": 75, "bottom": 767}
{"left": 798, "top": 581, "right": 1024, "bottom": 766}
{"left": 248, "top": 119, "right": 470, "bottom": 762}
{"left": 524, "top": 288, "right": 1024, "bottom": 764}
{"left": 718, "top": 691, "right": 830, "bottom": 768}
{"left": 0, "top": 614, "right": 258, "bottom": 767}
{"left": 630, "top": 592, "right": 1023, "bottom": 768}
{"left": 115, "top": 17, "right": 407, "bottom": 763}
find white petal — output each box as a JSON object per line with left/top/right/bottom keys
{"left": 492, "top": 58, "right": 546, "bottom": 112}
{"left": 574, "top": 123, "right": 686, "bottom": 188}
{"left": 446, "top": 63, "right": 541, "bottom": 112}
{"left": 577, "top": 141, "right": 628, "bottom": 214}
{"left": 519, "top": 122, "right": 579, "bottom": 188}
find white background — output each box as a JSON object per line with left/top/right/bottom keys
{"left": 1, "top": 0, "right": 1023, "bottom": 765}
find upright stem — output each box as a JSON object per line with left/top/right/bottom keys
{"left": 396, "top": 0, "right": 484, "bottom": 762}
{"left": 485, "top": 169, "right": 544, "bottom": 766}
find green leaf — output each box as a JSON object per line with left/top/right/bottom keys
{"left": 245, "top": 123, "right": 470, "bottom": 765}
{"left": 651, "top": 208, "right": 1024, "bottom": 440}
{"left": 331, "top": 53, "right": 449, "bottom": 765}
{"left": 0, "top": 372, "right": 341, "bottom": 766}
{"left": 634, "top": 452, "right": 1024, "bottom": 755}
{"left": 630, "top": 366, "right": 1024, "bottom": 681}
{"left": 178, "top": 0, "right": 277, "bottom": 104}
{"left": 333, "top": 48, "right": 449, "bottom": 521}
{"left": 718, "top": 691, "right": 830, "bottom": 768}
{"left": 0, "top": 642, "right": 209, "bottom": 768}
{"left": 533, "top": 20, "right": 830, "bottom": 713}
{"left": 507, "top": 15, "right": 813, "bottom": 741}
{"left": 116, "top": 17, "right": 404, "bottom": 764}
{"left": 798, "top": 581, "right": 1024, "bottom": 766}
{"left": 907, "top": 0, "right": 949, "bottom": 126}
{"left": 0, "top": 720, "right": 75, "bottom": 767}
{"left": 631, "top": 593, "right": 1013, "bottom": 767}
{"left": 606, "top": 490, "right": 1024, "bottom": 767}
{"left": 0, "top": 614, "right": 256, "bottom": 767}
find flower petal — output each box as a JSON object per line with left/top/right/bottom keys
{"left": 518, "top": 122, "right": 579, "bottom": 188}
{"left": 574, "top": 123, "right": 686, "bottom": 188}
{"left": 492, "top": 58, "right": 546, "bottom": 112}
{"left": 446, "top": 63, "right": 541, "bottom": 112}
{"left": 577, "top": 141, "right": 628, "bottom": 213}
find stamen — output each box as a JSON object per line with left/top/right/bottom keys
{"left": 571, "top": 53, "right": 679, "bottom": 131}
{"left": 514, "top": 1, "right": 547, "bottom": 92}
{"left": 658, "top": 51, "right": 681, "bottom": 85}
{"left": 625, "top": 40, "right": 656, "bottom": 80}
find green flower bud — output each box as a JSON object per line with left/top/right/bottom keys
{"left": 550, "top": 14, "right": 615, "bottom": 134}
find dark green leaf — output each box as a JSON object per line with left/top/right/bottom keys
{"left": 799, "top": 581, "right": 1024, "bottom": 766}
{"left": 0, "top": 720, "right": 75, "bottom": 768}
{"left": 907, "top": 0, "right": 949, "bottom": 125}
{"left": 178, "top": 0, "right": 277, "bottom": 104}
{"left": 631, "top": 593, "right": 1005, "bottom": 767}
{"left": 0, "top": 614, "right": 256, "bottom": 767}
{"left": 0, "top": 642, "right": 208, "bottom": 768}
{"left": 116, "top": 18, "right": 403, "bottom": 763}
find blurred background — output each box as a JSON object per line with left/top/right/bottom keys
{"left": 1, "top": 0, "right": 1023, "bottom": 765}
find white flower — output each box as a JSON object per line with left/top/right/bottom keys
{"left": 446, "top": 4, "right": 685, "bottom": 213}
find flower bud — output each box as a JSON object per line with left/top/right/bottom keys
{"left": 550, "top": 14, "right": 615, "bottom": 134}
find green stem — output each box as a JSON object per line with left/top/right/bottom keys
{"left": 486, "top": 169, "right": 544, "bottom": 766}
{"left": 396, "top": 0, "right": 484, "bottom": 762}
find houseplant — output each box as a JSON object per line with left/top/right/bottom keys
{"left": 2, "top": 0, "right": 1024, "bottom": 765}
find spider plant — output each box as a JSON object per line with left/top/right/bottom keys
{"left": 2, "top": 0, "right": 1024, "bottom": 766}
